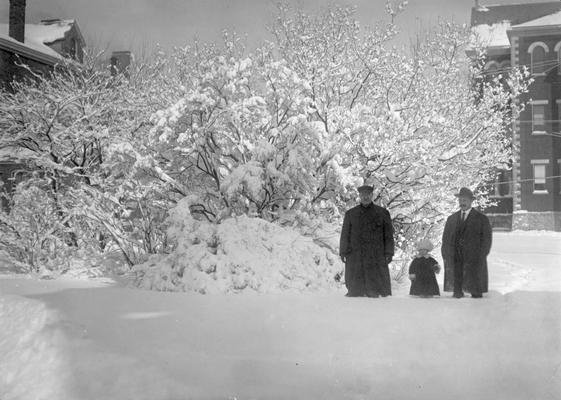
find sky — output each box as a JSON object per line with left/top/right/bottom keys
{"left": 0, "top": 0, "right": 557, "bottom": 53}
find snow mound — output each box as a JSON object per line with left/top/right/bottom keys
{"left": 0, "top": 295, "right": 67, "bottom": 399}
{"left": 134, "top": 214, "right": 343, "bottom": 294}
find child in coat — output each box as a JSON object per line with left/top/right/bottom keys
{"left": 409, "top": 239, "right": 440, "bottom": 297}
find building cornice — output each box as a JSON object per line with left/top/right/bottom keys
{"left": 465, "top": 46, "right": 510, "bottom": 59}
{"left": 508, "top": 25, "right": 561, "bottom": 36}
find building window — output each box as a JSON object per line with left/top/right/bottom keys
{"left": 493, "top": 169, "right": 512, "bottom": 196}
{"left": 484, "top": 60, "right": 500, "bottom": 74}
{"left": 531, "top": 160, "right": 549, "bottom": 193}
{"left": 8, "top": 170, "right": 29, "bottom": 194}
{"left": 555, "top": 42, "right": 561, "bottom": 75}
{"left": 528, "top": 42, "right": 549, "bottom": 75}
{"left": 558, "top": 159, "right": 561, "bottom": 194}
{"left": 531, "top": 101, "right": 547, "bottom": 134}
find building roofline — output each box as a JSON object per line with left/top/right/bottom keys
{"left": 483, "top": 1, "right": 561, "bottom": 6}
{"left": 71, "top": 22, "right": 86, "bottom": 46}
{"left": 0, "top": 36, "right": 60, "bottom": 65}
{"left": 471, "top": 2, "right": 561, "bottom": 26}
{"left": 509, "top": 24, "right": 561, "bottom": 31}
{"left": 41, "top": 20, "right": 86, "bottom": 46}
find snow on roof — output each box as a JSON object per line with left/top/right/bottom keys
{"left": 0, "top": 20, "right": 76, "bottom": 60}
{"left": 470, "top": 20, "right": 512, "bottom": 49}
{"left": 25, "top": 20, "right": 75, "bottom": 44}
{"left": 0, "top": 146, "right": 36, "bottom": 163}
{"left": 471, "top": 2, "right": 561, "bottom": 27}
{"left": 0, "top": 32, "right": 61, "bottom": 60}
{"left": 511, "top": 10, "right": 561, "bottom": 29}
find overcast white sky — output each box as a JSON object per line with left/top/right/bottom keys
{"left": 0, "top": 0, "right": 555, "bottom": 53}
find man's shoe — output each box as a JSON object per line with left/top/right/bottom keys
{"left": 471, "top": 293, "right": 483, "bottom": 298}
{"left": 453, "top": 292, "right": 464, "bottom": 298}
{"left": 366, "top": 291, "right": 379, "bottom": 298}
{"left": 345, "top": 292, "right": 362, "bottom": 297}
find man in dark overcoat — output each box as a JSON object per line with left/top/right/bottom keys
{"left": 441, "top": 187, "right": 492, "bottom": 298}
{"left": 339, "top": 185, "right": 394, "bottom": 297}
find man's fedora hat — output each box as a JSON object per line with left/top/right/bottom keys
{"left": 357, "top": 185, "right": 374, "bottom": 194}
{"left": 454, "top": 187, "right": 475, "bottom": 199}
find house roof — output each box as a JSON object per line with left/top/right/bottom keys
{"left": 470, "top": 2, "right": 561, "bottom": 51}
{"left": 511, "top": 10, "right": 561, "bottom": 30}
{"left": 0, "top": 20, "right": 83, "bottom": 65}
{"left": 0, "top": 34, "right": 61, "bottom": 65}
{"left": 471, "top": 2, "right": 561, "bottom": 27}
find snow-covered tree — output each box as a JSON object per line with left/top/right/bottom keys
{"left": 148, "top": 5, "right": 529, "bottom": 256}
{"left": 0, "top": 53, "right": 182, "bottom": 268}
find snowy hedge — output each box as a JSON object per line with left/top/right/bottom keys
{"left": 133, "top": 198, "right": 342, "bottom": 293}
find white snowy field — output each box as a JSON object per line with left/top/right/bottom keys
{"left": 0, "top": 231, "right": 560, "bottom": 400}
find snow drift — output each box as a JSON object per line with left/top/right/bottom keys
{"left": 0, "top": 294, "right": 67, "bottom": 399}
{"left": 133, "top": 198, "right": 343, "bottom": 293}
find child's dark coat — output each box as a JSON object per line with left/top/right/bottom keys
{"left": 409, "top": 256, "right": 440, "bottom": 296}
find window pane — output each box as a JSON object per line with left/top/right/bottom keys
{"left": 532, "top": 46, "right": 546, "bottom": 74}
{"left": 533, "top": 104, "right": 545, "bottom": 130}
{"left": 498, "top": 170, "right": 512, "bottom": 196}
{"left": 559, "top": 161, "right": 561, "bottom": 194}
{"left": 533, "top": 164, "right": 546, "bottom": 191}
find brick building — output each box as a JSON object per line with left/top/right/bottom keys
{"left": 472, "top": 1, "right": 561, "bottom": 231}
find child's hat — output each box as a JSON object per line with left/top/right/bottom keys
{"left": 416, "top": 238, "right": 434, "bottom": 251}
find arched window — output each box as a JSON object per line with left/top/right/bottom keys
{"left": 528, "top": 42, "right": 549, "bottom": 75}
{"left": 484, "top": 60, "right": 500, "bottom": 72}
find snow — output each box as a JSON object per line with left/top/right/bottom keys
{"left": 0, "top": 294, "right": 67, "bottom": 399}
{"left": 471, "top": 21, "right": 511, "bottom": 49}
{"left": 134, "top": 209, "right": 343, "bottom": 293}
{"left": 0, "top": 146, "right": 37, "bottom": 162}
{"left": 0, "top": 232, "right": 560, "bottom": 399}
{"left": 511, "top": 10, "right": 561, "bottom": 29}
{"left": 0, "top": 21, "right": 74, "bottom": 59}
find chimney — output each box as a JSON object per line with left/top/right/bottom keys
{"left": 9, "top": 0, "right": 26, "bottom": 43}
{"left": 110, "top": 51, "right": 132, "bottom": 77}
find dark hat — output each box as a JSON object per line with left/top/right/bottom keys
{"left": 357, "top": 185, "right": 374, "bottom": 194}
{"left": 454, "top": 187, "right": 475, "bottom": 199}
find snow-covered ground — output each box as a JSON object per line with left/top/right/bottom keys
{"left": 0, "top": 231, "right": 560, "bottom": 400}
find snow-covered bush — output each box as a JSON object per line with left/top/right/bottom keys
{"left": 133, "top": 197, "right": 343, "bottom": 293}
{"left": 0, "top": 179, "right": 78, "bottom": 272}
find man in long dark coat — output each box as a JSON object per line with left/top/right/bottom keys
{"left": 339, "top": 185, "right": 394, "bottom": 297}
{"left": 441, "top": 187, "right": 492, "bottom": 298}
